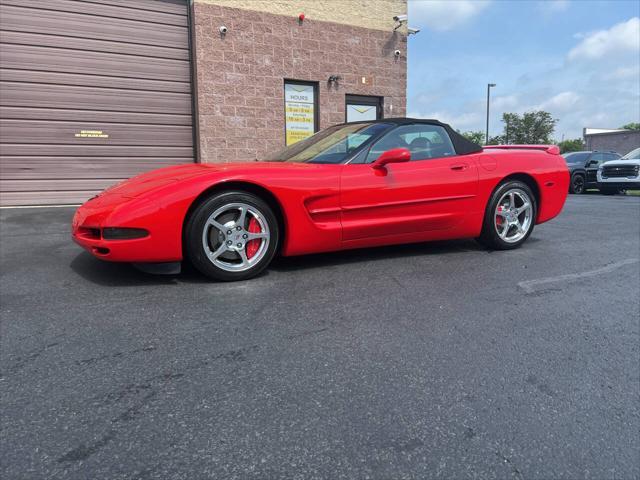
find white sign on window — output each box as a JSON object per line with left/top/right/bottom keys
{"left": 347, "top": 104, "right": 377, "bottom": 123}
{"left": 284, "top": 83, "right": 316, "bottom": 146}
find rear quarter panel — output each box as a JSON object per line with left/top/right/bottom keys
{"left": 478, "top": 149, "right": 569, "bottom": 225}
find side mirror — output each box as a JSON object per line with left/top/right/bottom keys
{"left": 371, "top": 148, "right": 411, "bottom": 170}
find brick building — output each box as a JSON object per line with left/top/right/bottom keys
{"left": 0, "top": 0, "right": 408, "bottom": 205}
{"left": 583, "top": 128, "right": 640, "bottom": 156}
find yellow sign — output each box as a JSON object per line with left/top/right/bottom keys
{"left": 284, "top": 83, "right": 315, "bottom": 146}
{"left": 75, "top": 130, "right": 109, "bottom": 139}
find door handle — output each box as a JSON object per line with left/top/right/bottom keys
{"left": 450, "top": 163, "right": 469, "bottom": 171}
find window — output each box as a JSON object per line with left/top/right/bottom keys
{"left": 622, "top": 148, "right": 640, "bottom": 160}
{"left": 587, "top": 153, "right": 604, "bottom": 167}
{"left": 365, "top": 124, "right": 456, "bottom": 163}
{"left": 564, "top": 152, "right": 590, "bottom": 165}
{"left": 284, "top": 80, "right": 319, "bottom": 146}
{"left": 264, "top": 122, "right": 392, "bottom": 164}
{"left": 345, "top": 95, "right": 383, "bottom": 123}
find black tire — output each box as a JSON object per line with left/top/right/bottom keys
{"left": 477, "top": 180, "right": 537, "bottom": 250}
{"left": 600, "top": 187, "right": 618, "bottom": 195}
{"left": 184, "top": 191, "right": 279, "bottom": 281}
{"left": 569, "top": 173, "right": 585, "bottom": 194}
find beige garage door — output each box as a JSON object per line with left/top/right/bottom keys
{"left": 0, "top": 0, "right": 194, "bottom": 206}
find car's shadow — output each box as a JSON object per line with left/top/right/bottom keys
{"left": 69, "top": 238, "right": 513, "bottom": 287}
{"left": 270, "top": 238, "right": 488, "bottom": 272}
{"left": 69, "top": 252, "right": 209, "bottom": 287}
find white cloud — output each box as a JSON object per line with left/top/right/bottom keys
{"left": 492, "top": 94, "right": 520, "bottom": 110}
{"left": 409, "top": 0, "right": 491, "bottom": 32}
{"left": 568, "top": 17, "right": 640, "bottom": 61}
{"left": 536, "top": 91, "right": 580, "bottom": 113}
{"left": 604, "top": 65, "right": 640, "bottom": 80}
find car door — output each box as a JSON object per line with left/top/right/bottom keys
{"left": 586, "top": 153, "right": 604, "bottom": 184}
{"left": 340, "top": 123, "right": 479, "bottom": 242}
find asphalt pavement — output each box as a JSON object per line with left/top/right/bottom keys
{"left": 1, "top": 194, "right": 639, "bottom": 479}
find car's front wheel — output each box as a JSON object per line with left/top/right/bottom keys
{"left": 477, "top": 180, "right": 537, "bottom": 250}
{"left": 569, "top": 173, "right": 585, "bottom": 194}
{"left": 185, "top": 191, "right": 279, "bottom": 281}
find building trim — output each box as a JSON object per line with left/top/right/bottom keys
{"left": 584, "top": 129, "right": 639, "bottom": 138}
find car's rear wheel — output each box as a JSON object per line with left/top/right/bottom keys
{"left": 477, "top": 180, "right": 537, "bottom": 250}
{"left": 569, "top": 173, "right": 585, "bottom": 194}
{"left": 185, "top": 191, "right": 279, "bottom": 281}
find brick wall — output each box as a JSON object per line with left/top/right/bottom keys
{"left": 193, "top": 2, "right": 407, "bottom": 163}
{"left": 196, "top": 0, "right": 406, "bottom": 32}
{"left": 584, "top": 131, "right": 640, "bottom": 156}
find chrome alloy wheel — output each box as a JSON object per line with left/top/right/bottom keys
{"left": 494, "top": 188, "right": 533, "bottom": 244}
{"left": 201, "top": 202, "right": 270, "bottom": 272}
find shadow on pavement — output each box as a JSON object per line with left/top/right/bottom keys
{"left": 70, "top": 238, "right": 498, "bottom": 286}
{"left": 69, "top": 251, "right": 207, "bottom": 287}
{"left": 270, "top": 238, "right": 487, "bottom": 272}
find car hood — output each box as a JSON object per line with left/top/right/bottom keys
{"left": 99, "top": 161, "right": 313, "bottom": 199}
{"left": 600, "top": 159, "right": 640, "bottom": 167}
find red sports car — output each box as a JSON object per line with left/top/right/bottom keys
{"left": 72, "top": 119, "right": 569, "bottom": 281}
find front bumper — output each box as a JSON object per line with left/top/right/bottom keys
{"left": 72, "top": 210, "right": 158, "bottom": 262}
{"left": 596, "top": 181, "right": 640, "bottom": 189}
{"left": 71, "top": 193, "right": 184, "bottom": 263}
{"left": 597, "top": 172, "right": 639, "bottom": 189}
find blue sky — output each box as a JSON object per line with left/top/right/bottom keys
{"left": 407, "top": 0, "right": 640, "bottom": 140}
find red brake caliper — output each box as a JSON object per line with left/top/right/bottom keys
{"left": 496, "top": 205, "right": 504, "bottom": 227}
{"left": 245, "top": 217, "right": 261, "bottom": 259}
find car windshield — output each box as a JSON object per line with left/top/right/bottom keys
{"left": 621, "top": 147, "right": 640, "bottom": 160}
{"left": 263, "top": 123, "right": 393, "bottom": 164}
{"left": 563, "top": 152, "right": 590, "bottom": 164}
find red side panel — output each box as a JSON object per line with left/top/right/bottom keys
{"left": 73, "top": 162, "right": 343, "bottom": 261}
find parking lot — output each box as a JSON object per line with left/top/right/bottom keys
{"left": 1, "top": 194, "right": 639, "bottom": 479}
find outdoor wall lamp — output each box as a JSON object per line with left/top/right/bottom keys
{"left": 328, "top": 75, "right": 342, "bottom": 84}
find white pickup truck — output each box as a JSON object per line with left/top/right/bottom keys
{"left": 597, "top": 147, "right": 640, "bottom": 194}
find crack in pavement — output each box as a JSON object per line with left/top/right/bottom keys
{"left": 56, "top": 345, "right": 260, "bottom": 464}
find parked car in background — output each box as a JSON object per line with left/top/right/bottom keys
{"left": 563, "top": 151, "right": 621, "bottom": 194}
{"left": 597, "top": 147, "right": 640, "bottom": 195}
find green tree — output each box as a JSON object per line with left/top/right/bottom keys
{"left": 500, "top": 111, "right": 557, "bottom": 144}
{"left": 620, "top": 122, "right": 640, "bottom": 130}
{"left": 557, "top": 138, "right": 584, "bottom": 154}
{"left": 487, "top": 135, "right": 505, "bottom": 145}
{"left": 459, "top": 130, "right": 485, "bottom": 145}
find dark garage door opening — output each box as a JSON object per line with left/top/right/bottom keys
{"left": 0, "top": 0, "right": 195, "bottom": 206}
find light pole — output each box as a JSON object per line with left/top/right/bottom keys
{"left": 485, "top": 83, "right": 496, "bottom": 144}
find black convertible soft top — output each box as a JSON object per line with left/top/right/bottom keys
{"left": 343, "top": 117, "right": 484, "bottom": 156}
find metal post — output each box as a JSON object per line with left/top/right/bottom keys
{"left": 485, "top": 83, "right": 496, "bottom": 144}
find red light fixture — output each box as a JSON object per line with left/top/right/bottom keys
{"left": 298, "top": 13, "right": 305, "bottom": 23}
